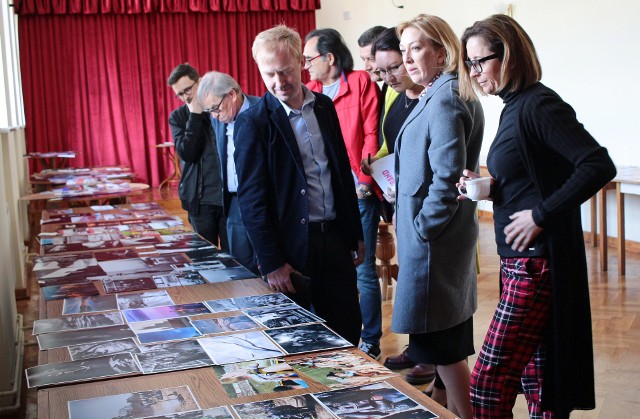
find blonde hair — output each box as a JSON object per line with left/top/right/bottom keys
{"left": 252, "top": 24, "right": 302, "bottom": 63}
{"left": 397, "top": 14, "right": 460, "bottom": 74}
{"left": 459, "top": 14, "right": 542, "bottom": 100}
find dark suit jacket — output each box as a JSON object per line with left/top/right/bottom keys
{"left": 211, "top": 94, "right": 260, "bottom": 217}
{"left": 233, "top": 90, "right": 363, "bottom": 275}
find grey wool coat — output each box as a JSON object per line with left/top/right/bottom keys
{"left": 391, "top": 73, "right": 484, "bottom": 334}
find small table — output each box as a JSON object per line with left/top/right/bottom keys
{"left": 20, "top": 183, "right": 150, "bottom": 207}
{"left": 24, "top": 151, "right": 76, "bottom": 170}
{"left": 156, "top": 142, "right": 181, "bottom": 189}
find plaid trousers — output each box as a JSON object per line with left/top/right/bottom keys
{"left": 471, "top": 257, "right": 556, "bottom": 419}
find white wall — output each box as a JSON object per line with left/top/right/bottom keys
{"left": 316, "top": 0, "right": 640, "bottom": 242}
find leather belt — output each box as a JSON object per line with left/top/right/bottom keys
{"left": 308, "top": 220, "right": 335, "bottom": 233}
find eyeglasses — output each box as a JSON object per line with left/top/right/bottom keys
{"left": 304, "top": 53, "right": 325, "bottom": 67}
{"left": 203, "top": 93, "right": 227, "bottom": 114}
{"left": 174, "top": 81, "right": 197, "bottom": 99}
{"left": 374, "top": 63, "right": 404, "bottom": 79}
{"left": 464, "top": 53, "right": 500, "bottom": 73}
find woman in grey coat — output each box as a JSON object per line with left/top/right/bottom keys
{"left": 392, "top": 15, "right": 484, "bottom": 419}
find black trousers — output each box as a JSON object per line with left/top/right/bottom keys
{"left": 297, "top": 228, "right": 362, "bottom": 347}
{"left": 188, "top": 204, "right": 228, "bottom": 252}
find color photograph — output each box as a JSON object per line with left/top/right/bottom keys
{"left": 124, "top": 303, "right": 211, "bottom": 323}
{"left": 68, "top": 385, "right": 200, "bottom": 419}
{"left": 102, "top": 276, "right": 158, "bottom": 294}
{"left": 231, "top": 394, "right": 334, "bottom": 419}
{"left": 130, "top": 318, "right": 202, "bottom": 344}
{"left": 41, "top": 281, "right": 100, "bottom": 301}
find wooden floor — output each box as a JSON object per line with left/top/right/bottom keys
{"left": 8, "top": 187, "right": 640, "bottom": 418}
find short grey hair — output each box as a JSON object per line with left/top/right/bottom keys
{"left": 196, "top": 71, "right": 242, "bottom": 104}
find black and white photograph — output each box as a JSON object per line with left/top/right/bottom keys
{"left": 98, "top": 257, "right": 149, "bottom": 274}
{"left": 140, "top": 406, "right": 234, "bottom": 419}
{"left": 68, "top": 338, "right": 142, "bottom": 360}
{"left": 152, "top": 274, "right": 182, "bottom": 288}
{"left": 68, "top": 385, "right": 200, "bottom": 419}
{"left": 117, "top": 290, "right": 175, "bottom": 310}
{"left": 197, "top": 331, "right": 284, "bottom": 364}
{"left": 183, "top": 248, "right": 233, "bottom": 263}
{"left": 379, "top": 408, "right": 438, "bottom": 419}
{"left": 129, "top": 318, "right": 202, "bottom": 344}
{"left": 124, "top": 303, "right": 211, "bottom": 322}
{"left": 231, "top": 394, "right": 334, "bottom": 419}
{"left": 233, "top": 293, "right": 294, "bottom": 310}
{"left": 170, "top": 259, "right": 226, "bottom": 272}
{"left": 37, "top": 324, "right": 136, "bottom": 350}
{"left": 264, "top": 323, "right": 352, "bottom": 355}
{"left": 141, "top": 254, "right": 190, "bottom": 267}
{"left": 102, "top": 276, "right": 158, "bottom": 294}
{"left": 313, "top": 382, "right": 425, "bottom": 419}
{"left": 191, "top": 315, "right": 260, "bottom": 335}
{"left": 62, "top": 294, "right": 119, "bottom": 315}
{"left": 26, "top": 352, "right": 141, "bottom": 388}
{"left": 32, "top": 312, "right": 124, "bottom": 335}
{"left": 174, "top": 271, "right": 207, "bottom": 286}
{"left": 135, "top": 339, "right": 213, "bottom": 374}
{"left": 198, "top": 266, "right": 256, "bottom": 283}
{"left": 41, "top": 281, "right": 100, "bottom": 301}
{"left": 244, "top": 304, "right": 324, "bottom": 329}
{"left": 203, "top": 298, "right": 241, "bottom": 314}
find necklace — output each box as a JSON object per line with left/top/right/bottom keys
{"left": 403, "top": 93, "right": 415, "bottom": 109}
{"left": 419, "top": 71, "right": 444, "bottom": 99}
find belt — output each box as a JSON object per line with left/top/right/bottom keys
{"left": 308, "top": 220, "right": 335, "bottom": 233}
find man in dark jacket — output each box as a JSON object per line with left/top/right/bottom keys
{"left": 167, "top": 63, "right": 227, "bottom": 250}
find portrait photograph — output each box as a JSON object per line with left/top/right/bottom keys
{"left": 264, "top": 323, "right": 352, "bottom": 355}
{"left": 33, "top": 311, "right": 124, "bottom": 335}
{"left": 198, "top": 331, "right": 284, "bottom": 364}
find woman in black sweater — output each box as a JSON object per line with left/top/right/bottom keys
{"left": 457, "top": 15, "right": 616, "bottom": 419}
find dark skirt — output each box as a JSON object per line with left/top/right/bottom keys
{"left": 408, "top": 316, "right": 475, "bottom": 365}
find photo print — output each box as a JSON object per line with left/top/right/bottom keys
{"left": 313, "top": 381, "right": 428, "bottom": 419}
{"left": 68, "top": 385, "right": 200, "bottom": 419}
{"left": 41, "top": 281, "right": 100, "bottom": 301}
{"left": 289, "top": 350, "right": 398, "bottom": 389}
{"left": 102, "top": 276, "right": 158, "bottom": 294}
{"left": 123, "top": 303, "right": 211, "bottom": 323}
{"left": 233, "top": 293, "right": 294, "bottom": 310}
{"left": 37, "top": 324, "right": 136, "bottom": 350}
{"left": 26, "top": 352, "right": 141, "bottom": 388}
{"left": 62, "top": 294, "right": 119, "bottom": 315}
{"left": 68, "top": 338, "right": 141, "bottom": 361}
{"left": 190, "top": 315, "right": 259, "bottom": 335}
{"left": 129, "top": 318, "right": 202, "bottom": 344}
{"left": 135, "top": 339, "right": 213, "bottom": 374}
{"left": 243, "top": 304, "right": 324, "bottom": 329}
{"left": 231, "top": 394, "right": 334, "bottom": 419}
{"left": 203, "top": 298, "right": 241, "bottom": 314}
{"left": 140, "top": 405, "right": 234, "bottom": 419}
{"left": 198, "top": 266, "right": 256, "bottom": 283}
{"left": 264, "top": 323, "right": 353, "bottom": 355}
{"left": 213, "top": 358, "right": 308, "bottom": 398}
{"left": 116, "top": 290, "right": 174, "bottom": 310}
{"left": 93, "top": 248, "right": 140, "bottom": 262}
{"left": 32, "top": 312, "right": 124, "bottom": 335}
{"left": 198, "top": 331, "right": 284, "bottom": 364}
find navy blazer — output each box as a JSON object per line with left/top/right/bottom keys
{"left": 234, "top": 91, "right": 363, "bottom": 275}
{"left": 211, "top": 94, "right": 260, "bottom": 217}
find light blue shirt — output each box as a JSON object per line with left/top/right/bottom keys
{"left": 225, "top": 95, "right": 251, "bottom": 193}
{"left": 278, "top": 86, "right": 335, "bottom": 222}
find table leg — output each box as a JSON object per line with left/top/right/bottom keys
{"left": 617, "top": 183, "right": 625, "bottom": 276}
{"left": 599, "top": 188, "right": 608, "bottom": 271}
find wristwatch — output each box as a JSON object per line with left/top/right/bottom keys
{"left": 357, "top": 185, "right": 372, "bottom": 198}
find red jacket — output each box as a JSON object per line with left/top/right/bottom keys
{"left": 307, "top": 70, "right": 380, "bottom": 189}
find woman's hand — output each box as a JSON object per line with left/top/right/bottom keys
{"left": 504, "top": 209, "right": 543, "bottom": 252}
{"left": 361, "top": 156, "right": 378, "bottom": 176}
{"left": 457, "top": 169, "right": 494, "bottom": 201}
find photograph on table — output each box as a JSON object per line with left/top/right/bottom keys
{"left": 127, "top": 202, "right": 162, "bottom": 210}
{"left": 116, "top": 290, "right": 174, "bottom": 310}
{"left": 289, "top": 350, "right": 398, "bottom": 390}
{"left": 243, "top": 303, "right": 324, "bottom": 329}
{"left": 198, "top": 331, "right": 284, "bottom": 364}
{"left": 102, "top": 275, "right": 159, "bottom": 294}
{"left": 198, "top": 266, "right": 256, "bottom": 283}
{"left": 65, "top": 233, "right": 123, "bottom": 244}
{"left": 135, "top": 339, "right": 214, "bottom": 374}
{"left": 37, "top": 324, "right": 136, "bottom": 350}
{"left": 93, "top": 248, "right": 141, "bottom": 261}
{"left": 68, "top": 338, "right": 142, "bottom": 361}
{"left": 173, "top": 271, "right": 208, "bottom": 286}
{"left": 33, "top": 253, "right": 104, "bottom": 283}
{"left": 130, "top": 317, "right": 202, "bottom": 344}
{"left": 67, "top": 385, "right": 200, "bottom": 419}
{"left": 155, "top": 233, "right": 214, "bottom": 253}
{"left": 124, "top": 303, "right": 211, "bottom": 323}
{"left": 140, "top": 406, "right": 234, "bottom": 419}
{"left": 32, "top": 311, "right": 124, "bottom": 335}
{"left": 203, "top": 298, "right": 242, "bottom": 314}
{"left": 41, "top": 281, "right": 100, "bottom": 301}
{"left": 98, "top": 257, "right": 149, "bottom": 274}
{"left": 183, "top": 248, "right": 232, "bottom": 263}
{"left": 313, "top": 381, "right": 434, "bottom": 419}
{"left": 265, "top": 323, "right": 352, "bottom": 355}
{"left": 232, "top": 394, "right": 334, "bottom": 419}
{"left": 190, "top": 315, "right": 260, "bottom": 335}
{"left": 170, "top": 259, "right": 225, "bottom": 272}
{"left": 213, "top": 358, "right": 308, "bottom": 398}
{"left": 233, "top": 293, "right": 294, "bottom": 310}
{"left": 141, "top": 253, "right": 190, "bottom": 267}
{"left": 152, "top": 274, "right": 182, "bottom": 288}
{"left": 62, "top": 294, "right": 119, "bottom": 315}
{"left": 26, "top": 352, "right": 142, "bottom": 388}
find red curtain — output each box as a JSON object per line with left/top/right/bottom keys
{"left": 18, "top": 6, "right": 316, "bottom": 185}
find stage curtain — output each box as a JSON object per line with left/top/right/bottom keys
{"left": 18, "top": 8, "right": 316, "bottom": 185}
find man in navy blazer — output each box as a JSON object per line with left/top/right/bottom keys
{"left": 234, "top": 25, "right": 364, "bottom": 346}
{"left": 196, "top": 71, "right": 259, "bottom": 274}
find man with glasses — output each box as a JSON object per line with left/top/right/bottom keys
{"left": 195, "top": 71, "right": 259, "bottom": 274}
{"left": 167, "top": 63, "right": 227, "bottom": 251}
{"left": 303, "top": 28, "right": 382, "bottom": 360}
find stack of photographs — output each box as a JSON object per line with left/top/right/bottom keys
{"left": 67, "top": 385, "right": 201, "bottom": 419}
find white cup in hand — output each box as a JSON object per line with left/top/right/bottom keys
{"left": 458, "top": 177, "right": 491, "bottom": 201}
